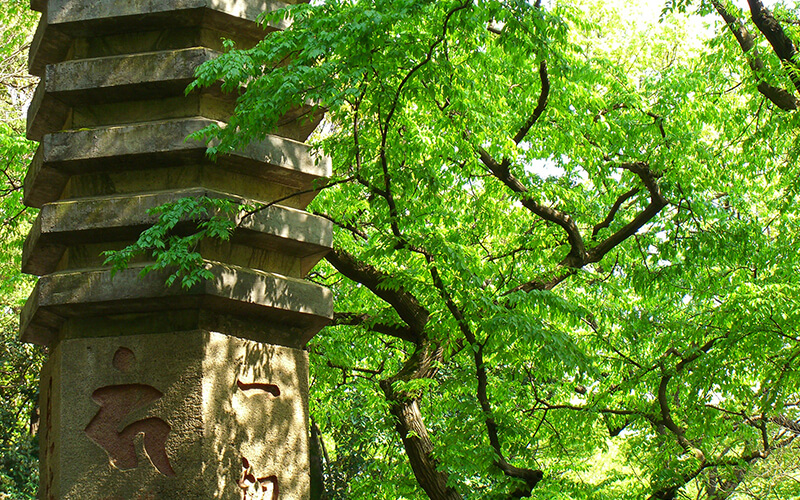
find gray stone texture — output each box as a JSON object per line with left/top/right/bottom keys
{"left": 28, "top": 0, "right": 298, "bottom": 75}
{"left": 27, "top": 48, "right": 222, "bottom": 141}
{"left": 23, "top": 187, "right": 332, "bottom": 277}
{"left": 21, "top": 261, "right": 333, "bottom": 348}
{"left": 23, "top": 0, "right": 328, "bottom": 498}
{"left": 24, "top": 118, "right": 330, "bottom": 208}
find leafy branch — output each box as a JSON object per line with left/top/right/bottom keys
{"left": 102, "top": 197, "right": 238, "bottom": 289}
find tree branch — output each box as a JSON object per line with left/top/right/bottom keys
{"left": 506, "top": 268, "right": 576, "bottom": 294}
{"left": 428, "top": 258, "right": 543, "bottom": 496}
{"left": 711, "top": 0, "right": 800, "bottom": 110}
{"left": 382, "top": 0, "right": 472, "bottom": 150}
{"left": 316, "top": 212, "right": 368, "bottom": 241}
{"left": 655, "top": 336, "right": 725, "bottom": 455}
{"left": 747, "top": 0, "right": 800, "bottom": 93}
{"left": 478, "top": 147, "right": 587, "bottom": 267}
{"left": 326, "top": 249, "right": 462, "bottom": 499}
{"left": 512, "top": 61, "right": 550, "bottom": 145}
{"left": 332, "top": 312, "right": 418, "bottom": 343}
{"left": 326, "top": 249, "right": 429, "bottom": 341}
{"left": 473, "top": 52, "right": 588, "bottom": 268}
{"left": 591, "top": 187, "right": 640, "bottom": 239}
{"left": 239, "top": 176, "right": 354, "bottom": 222}
{"left": 587, "top": 162, "right": 668, "bottom": 263}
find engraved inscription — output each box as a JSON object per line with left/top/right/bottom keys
{"left": 236, "top": 379, "right": 280, "bottom": 398}
{"left": 236, "top": 380, "right": 281, "bottom": 498}
{"left": 112, "top": 347, "right": 136, "bottom": 372}
{"left": 239, "top": 457, "right": 279, "bottom": 500}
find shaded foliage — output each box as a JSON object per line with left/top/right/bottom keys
{"left": 0, "top": 1, "right": 41, "bottom": 498}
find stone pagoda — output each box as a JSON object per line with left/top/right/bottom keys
{"left": 20, "top": 0, "right": 332, "bottom": 498}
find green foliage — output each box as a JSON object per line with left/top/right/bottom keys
{"left": 0, "top": 328, "right": 39, "bottom": 499}
{"left": 103, "top": 197, "right": 239, "bottom": 289}
{"left": 183, "top": 0, "right": 800, "bottom": 497}
{"left": 0, "top": 3, "right": 41, "bottom": 498}
{"left": 7, "top": 0, "right": 800, "bottom": 498}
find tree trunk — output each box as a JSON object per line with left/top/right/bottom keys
{"left": 380, "top": 340, "right": 462, "bottom": 500}
{"left": 382, "top": 394, "right": 462, "bottom": 500}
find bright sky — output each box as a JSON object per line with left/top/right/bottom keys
{"left": 734, "top": 0, "right": 780, "bottom": 8}
{"left": 604, "top": 0, "right": 782, "bottom": 27}
{"left": 527, "top": 0, "right": 786, "bottom": 181}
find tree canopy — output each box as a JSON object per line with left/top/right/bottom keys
{"left": 5, "top": 0, "right": 800, "bottom": 498}
{"left": 184, "top": 0, "right": 800, "bottom": 497}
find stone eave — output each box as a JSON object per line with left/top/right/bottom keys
{"left": 27, "top": 48, "right": 224, "bottom": 141}
{"left": 20, "top": 261, "right": 333, "bottom": 347}
{"left": 23, "top": 118, "right": 332, "bottom": 208}
{"left": 22, "top": 188, "right": 333, "bottom": 276}
{"left": 28, "top": 0, "right": 295, "bottom": 76}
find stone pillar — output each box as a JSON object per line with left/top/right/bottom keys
{"left": 21, "top": 1, "right": 331, "bottom": 499}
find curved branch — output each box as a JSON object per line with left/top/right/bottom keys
{"left": 326, "top": 248, "right": 428, "bottom": 340}
{"left": 506, "top": 161, "right": 667, "bottom": 292}
{"left": 711, "top": 0, "right": 800, "bottom": 110}
{"left": 587, "top": 162, "right": 667, "bottom": 263}
{"left": 380, "top": 339, "right": 463, "bottom": 500}
{"left": 591, "top": 187, "right": 640, "bottom": 239}
{"left": 512, "top": 61, "right": 550, "bottom": 144}
{"left": 654, "top": 336, "right": 725, "bottom": 455}
{"left": 428, "top": 259, "right": 543, "bottom": 496}
{"left": 478, "top": 148, "right": 587, "bottom": 267}
{"left": 475, "top": 56, "right": 587, "bottom": 267}
{"left": 327, "top": 249, "right": 461, "bottom": 499}
{"left": 382, "top": 0, "right": 472, "bottom": 149}
{"left": 332, "top": 312, "right": 418, "bottom": 343}
{"left": 747, "top": 0, "right": 800, "bottom": 93}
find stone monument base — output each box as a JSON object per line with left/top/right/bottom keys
{"left": 39, "top": 331, "right": 310, "bottom": 499}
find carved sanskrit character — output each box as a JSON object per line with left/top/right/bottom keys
{"left": 84, "top": 347, "right": 175, "bottom": 476}
{"left": 236, "top": 379, "right": 281, "bottom": 499}
{"left": 85, "top": 384, "right": 175, "bottom": 476}
{"left": 239, "top": 457, "right": 279, "bottom": 500}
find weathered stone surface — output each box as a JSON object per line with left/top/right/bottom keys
{"left": 39, "top": 331, "right": 310, "bottom": 499}
{"left": 24, "top": 2, "right": 330, "bottom": 498}
{"left": 24, "top": 118, "right": 331, "bottom": 208}
{"left": 71, "top": 27, "right": 257, "bottom": 61}
{"left": 69, "top": 93, "right": 237, "bottom": 131}
{"left": 27, "top": 15, "right": 71, "bottom": 78}
{"left": 21, "top": 262, "right": 333, "bottom": 348}
{"left": 28, "top": 0, "right": 300, "bottom": 76}
{"left": 60, "top": 163, "right": 316, "bottom": 211}
{"left": 23, "top": 188, "right": 333, "bottom": 276}
{"left": 27, "top": 48, "right": 222, "bottom": 140}
{"left": 45, "top": 0, "right": 297, "bottom": 27}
